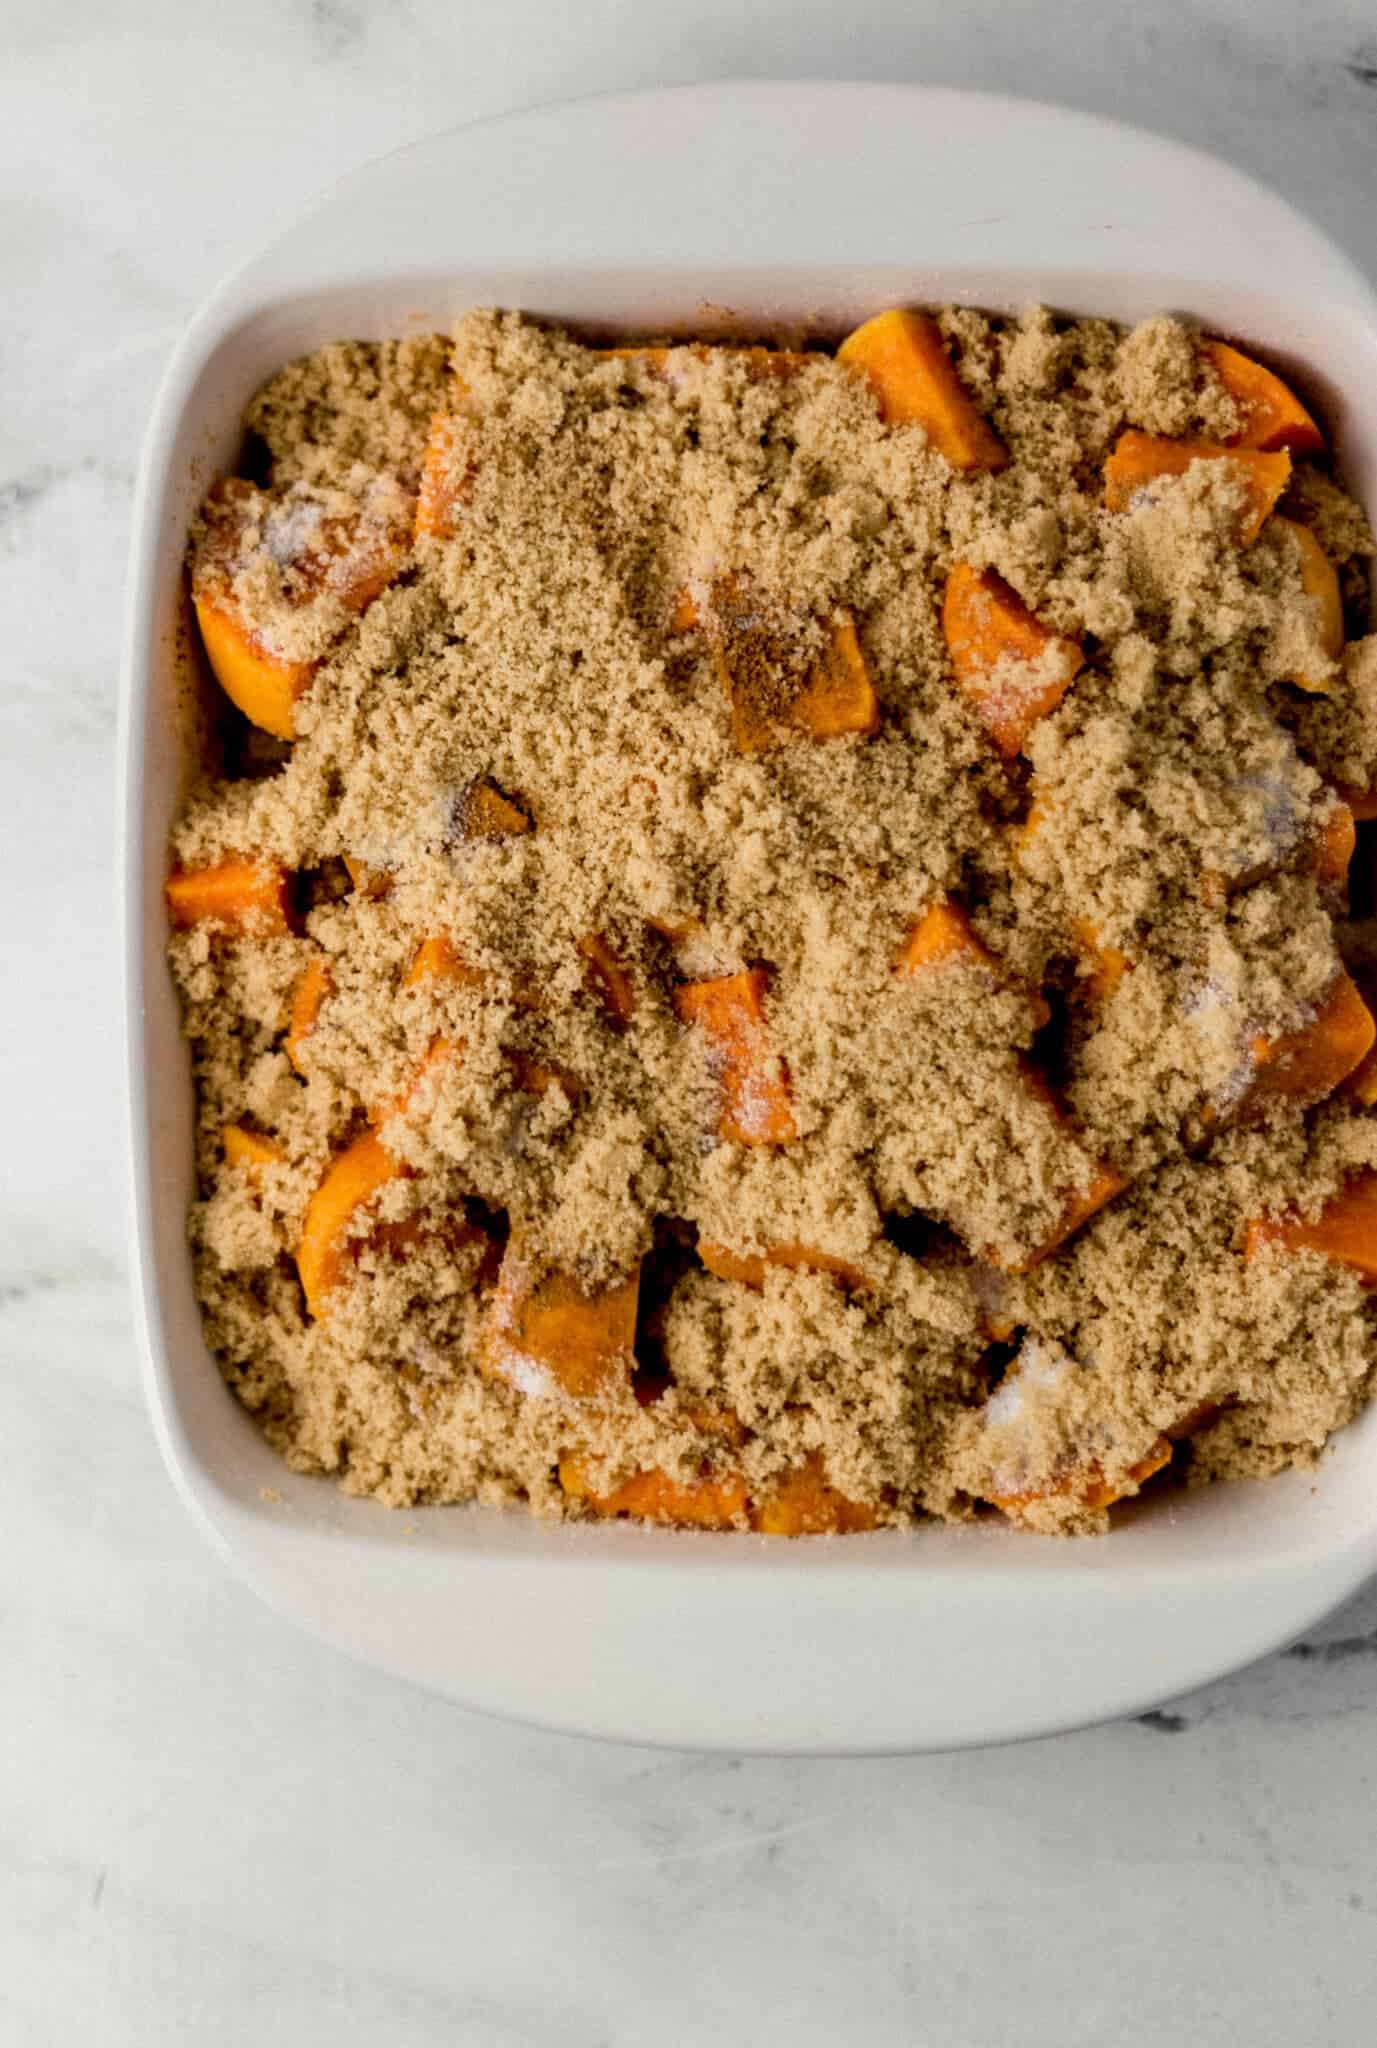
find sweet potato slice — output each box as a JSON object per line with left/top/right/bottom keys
{"left": 578, "top": 932, "right": 635, "bottom": 1027}
{"left": 1271, "top": 516, "right": 1344, "bottom": 691}
{"left": 897, "top": 897, "right": 1052, "bottom": 1029}
{"left": 343, "top": 855, "right": 391, "bottom": 900}
{"left": 705, "top": 592, "right": 880, "bottom": 752}
{"left": 675, "top": 968, "right": 798, "bottom": 1146}
{"left": 1311, "top": 801, "right": 1356, "bottom": 891}
{"left": 837, "top": 309, "right": 1008, "bottom": 472}
{"left": 296, "top": 1130, "right": 406, "bottom": 1318}
{"left": 222, "top": 1123, "right": 285, "bottom": 1176}
{"left": 789, "top": 615, "right": 881, "bottom": 740}
{"left": 1071, "top": 917, "right": 1131, "bottom": 1004}
{"left": 1244, "top": 1172, "right": 1377, "bottom": 1284}
{"left": 698, "top": 1240, "right": 871, "bottom": 1290}
{"left": 669, "top": 587, "right": 701, "bottom": 633}
{"left": 1104, "top": 431, "right": 1290, "bottom": 544}
{"left": 193, "top": 595, "right": 315, "bottom": 742}
{"left": 485, "top": 1240, "right": 640, "bottom": 1399}
{"left": 941, "top": 563, "right": 1084, "bottom": 758}
{"left": 462, "top": 782, "right": 530, "bottom": 839}
{"left": 559, "top": 1453, "right": 748, "bottom": 1529}
{"left": 753, "top": 1453, "right": 881, "bottom": 1535}
{"left": 1203, "top": 340, "right": 1324, "bottom": 455}
{"left": 989, "top": 1437, "right": 1171, "bottom": 1518}
{"left": 405, "top": 933, "right": 483, "bottom": 991}
{"left": 1247, "top": 969, "right": 1374, "bottom": 1107}
{"left": 286, "top": 956, "right": 334, "bottom": 1072}
{"left": 166, "top": 859, "right": 293, "bottom": 935}
{"left": 1333, "top": 782, "right": 1377, "bottom": 823}
{"left": 414, "top": 411, "right": 476, "bottom": 541}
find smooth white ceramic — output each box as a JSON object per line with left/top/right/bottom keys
{"left": 120, "top": 81, "right": 1377, "bottom": 1753}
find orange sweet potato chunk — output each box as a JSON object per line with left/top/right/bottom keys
{"left": 753, "top": 1453, "right": 881, "bottom": 1535}
{"left": 486, "top": 1240, "right": 640, "bottom": 1399}
{"left": 1334, "top": 782, "right": 1377, "bottom": 823}
{"left": 789, "top": 615, "right": 881, "bottom": 740}
{"left": 1311, "top": 801, "right": 1356, "bottom": 891}
{"left": 463, "top": 782, "right": 530, "bottom": 839}
{"left": 222, "top": 1123, "right": 285, "bottom": 1176}
{"left": 1071, "top": 917, "right": 1131, "bottom": 1004}
{"left": 166, "top": 859, "right": 293, "bottom": 935}
{"left": 297, "top": 1129, "right": 406, "bottom": 1318}
{"left": 698, "top": 1240, "right": 871, "bottom": 1291}
{"left": 706, "top": 596, "right": 880, "bottom": 753}
{"left": 578, "top": 932, "right": 636, "bottom": 1027}
{"left": 897, "top": 897, "right": 1052, "bottom": 1029}
{"left": 193, "top": 594, "right": 315, "bottom": 743}
{"left": 559, "top": 1453, "right": 749, "bottom": 1529}
{"left": 286, "top": 956, "right": 334, "bottom": 1072}
{"left": 941, "top": 563, "right": 1084, "bottom": 758}
{"left": 1271, "top": 516, "right": 1344, "bottom": 691}
{"left": 1203, "top": 340, "right": 1324, "bottom": 455}
{"left": 405, "top": 932, "right": 482, "bottom": 991}
{"left": 343, "top": 855, "right": 391, "bottom": 900}
{"left": 989, "top": 1437, "right": 1171, "bottom": 1518}
{"left": 1244, "top": 1172, "right": 1377, "bottom": 1285}
{"left": 837, "top": 309, "right": 1008, "bottom": 472}
{"left": 414, "top": 412, "right": 473, "bottom": 541}
{"left": 1247, "top": 969, "right": 1374, "bottom": 1107}
{"left": 1104, "top": 431, "right": 1290, "bottom": 545}
{"left": 675, "top": 968, "right": 798, "bottom": 1146}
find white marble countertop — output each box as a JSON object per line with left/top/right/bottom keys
{"left": 6, "top": 4, "right": 1377, "bottom": 2040}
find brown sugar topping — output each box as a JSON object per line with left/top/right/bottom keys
{"left": 168, "top": 305, "right": 1377, "bottom": 1532}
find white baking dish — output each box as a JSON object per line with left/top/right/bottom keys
{"left": 119, "top": 82, "right": 1377, "bottom": 1752}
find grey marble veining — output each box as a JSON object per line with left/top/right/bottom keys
{"left": 5, "top": 3, "right": 1377, "bottom": 2041}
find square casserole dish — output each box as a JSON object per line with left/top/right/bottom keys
{"left": 120, "top": 83, "right": 1377, "bottom": 1752}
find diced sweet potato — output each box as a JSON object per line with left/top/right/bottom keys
{"left": 193, "top": 594, "right": 315, "bottom": 742}
{"left": 1104, "top": 431, "right": 1291, "bottom": 545}
{"left": 414, "top": 412, "right": 473, "bottom": 541}
{"left": 897, "top": 897, "right": 1052, "bottom": 1029}
{"left": 789, "top": 615, "right": 881, "bottom": 740}
{"left": 286, "top": 956, "right": 333, "bottom": 1072}
{"left": 1247, "top": 969, "right": 1375, "bottom": 1107}
{"left": 1311, "top": 801, "right": 1356, "bottom": 891}
{"left": 485, "top": 1240, "right": 640, "bottom": 1399}
{"left": 990, "top": 1437, "right": 1171, "bottom": 1518}
{"left": 698, "top": 1240, "right": 871, "bottom": 1290}
{"left": 1348, "top": 972, "right": 1377, "bottom": 1108}
{"left": 343, "top": 855, "right": 391, "bottom": 899}
{"left": 405, "top": 932, "right": 483, "bottom": 991}
{"left": 1244, "top": 1171, "right": 1377, "bottom": 1284}
{"left": 752, "top": 1452, "right": 881, "bottom": 1535}
{"left": 296, "top": 1129, "right": 407, "bottom": 1318}
{"left": 669, "top": 587, "right": 701, "bottom": 633}
{"left": 941, "top": 562, "right": 1084, "bottom": 758}
{"left": 837, "top": 309, "right": 1008, "bottom": 472}
{"left": 222, "top": 1123, "right": 285, "bottom": 1176}
{"left": 505, "top": 1052, "right": 583, "bottom": 1104}
{"left": 674, "top": 968, "right": 798, "bottom": 1146}
{"left": 1203, "top": 340, "right": 1324, "bottom": 455}
{"left": 559, "top": 1453, "right": 749, "bottom": 1529}
{"left": 1071, "top": 917, "right": 1131, "bottom": 1004}
{"left": 578, "top": 932, "right": 635, "bottom": 1027}
{"left": 1271, "top": 516, "right": 1344, "bottom": 691}
{"left": 706, "top": 594, "right": 880, "bottom": 752}
{"left": 1333, "top": 782, "right": 1377, "bottom": 823}
{"left": 462, "top": 782, "right": 530, "bottom": 839}
{"left": 997, "top": 1158, "right": 1129, "bottom": 1277}
{"left": 166, "top": 859, "right": 293, "bottom": 935}
{"left": 599, "top": 343, "right": 808, "bottom": 383}
{"left": 192, "top": 476, "right": 411, "bottom": 735}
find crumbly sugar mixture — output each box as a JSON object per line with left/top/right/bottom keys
{"left": 168, "top": 305, "right": 1377, "bottom": 1533}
